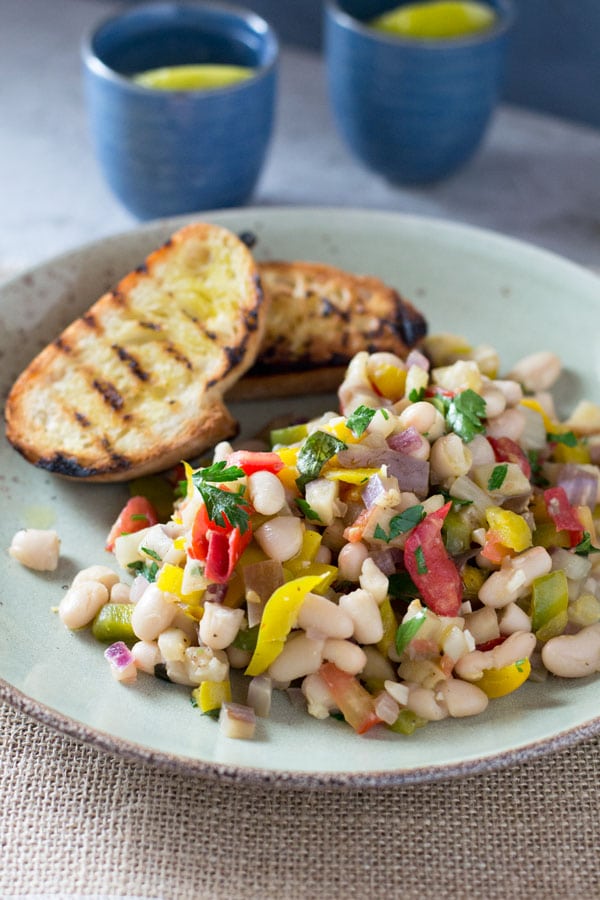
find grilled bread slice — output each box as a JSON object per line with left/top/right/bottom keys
{"left": 231, "top": 260, "right": 427, "bottom": 399}
{"left": 5, "top": 223, "right": 266, "bottom": 482}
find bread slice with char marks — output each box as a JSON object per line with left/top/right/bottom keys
{"left": 231, "top": 259, "right": 427, "bottom": 399}
{"left": 5, "top": 223, "right": 266, "bottom": 482}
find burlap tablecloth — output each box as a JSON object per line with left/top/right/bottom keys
{"left": 2, "top": 698, "right": 599, "bottom": 899}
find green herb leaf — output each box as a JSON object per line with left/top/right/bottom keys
{"left": 130, "top": 513, "right": 150, "bottom": 523}
{"left": 414, "top": 545, "right": 428, "bottom": 575}
{"left": 191, "top": 463, "right": 250, "bottom": 533}
{"left": 381, "top": 409, "right": 390, "bottom": 420}
{"left": 446, "top": 389, "right": 487, "bottom": 442}
{"left": 488, "top": 463, "right": 508, "bottom": 491}
{"left": 574, "top": 532, "right": 600, "bottom": 556}
{"left": 201, "top": 707, "right": 222, "bottom": 720}
{"left": 127, "top": 559, "right": 159, "bottom": 582}
{"left": 345, "top": 405, "right": 376, "bottom": 437}
{"left": 395, "top": 611, "right": 426, "bottom": 656}
{"left": 374, "top": 505, "right": 426, "bottom": 543}
{"left": 547, "top": 430, "right": 577, "bottom": 447}
{"left": 296, "top": 497, "right": 321, "bottom": 521}
{"left": 296, "top": 431, "right": 347, "bottom": 490}
{"left": 388, "top": 571, "right": 419, "bottom": 600}
{"left": 409, "top": 387, "right": 426, "bottom": 402}
{"left": 140, "top": 546, "right": 162, "bottom": 562}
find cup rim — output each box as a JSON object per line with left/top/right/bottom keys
{"left": 325, "top": 0, "right": 515, "bottom": 48}
{"left": 81, "top": 0, "right": 279, "bottom": 94}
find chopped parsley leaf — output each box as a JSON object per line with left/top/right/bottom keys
{"left": 574, "top": 532, "right": 600, "bottom": 556}
{"left": 445, "top": 389, "right": 487, "bottom": 443}
{"left": 409, "top": 387, "right": 426, "bottom": 402}
{"left": 414, "top": 545, "right": 428, "bottom": 575}
{"left": 395, "top": 611, "right": 426, "bottom": 656}
{"left": 127, "top": 559, "right": 159, "bottom": 582}
{"left": 140, "top": 546, "right": 162, "bottom": 562}
{"left": 374, "top": 505, "right": 425, "bottom": 543}
{"left": 191, "top": 462, "right": 249, "bottom": 533}
{"left": 488, "top": 463, "right": 508, "bottom": 491}
{"left": 345, "top": 405, "right": 376, "bottom": 437}
{"left": 296, "top": 497, "right": 321, "bottom": 521}
{"left": 296, "top": 431, "right": 347, "bottom": 490}
{"left": 547, "top": 431, "right": 577, "bottom": 447}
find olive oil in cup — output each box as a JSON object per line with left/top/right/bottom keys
{"left": 369, "top": 1, "right": 497, "bottom": 39}
{"left": 82, "top": 3, "right": 278, "bottom": 219}
{"left": 132, "top": 63, "right": 255, "bottom": 91}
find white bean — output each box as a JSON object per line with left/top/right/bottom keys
{"left": 405, "top": 684, "right": 448, "bottom": 721}
{"left": 498, "top": 602, "right": 532, "bottom": 636}
{"left": 467, "top": 435, "right": 496, "bottom": 468}
{"left": 480, "top": 385, "right": 506, "bottom": 419}
{"left": 255, "top": 516, "right": 303, "bottom": 562}
{"left": 322, "top": 638, "right": 367, "bottom": 675}
{"left": 429, "top": 433, "right": 472, "bottom": 483}
{"left": 248, "top": 470, "right": 286, "bottom": 516}
{"left": 337, "top": 541, "right": 369, "bottom": 581}
{"left": 493, "top": 379, "right": 523, "bottom": 407}
{"left": 397, "top": 402, "right": 445, "bottom": 439}
{"left": 437, "top": 678, "right": 489, "bottom": 717}
{"left": 338, "top": 588, "right": 384, "bottom": 645}
{"left": 72, "top": 565, "right": 120, "bottom": 592}
{"left": 110, "top": 582, "right": 131, "bottom": 604}
{"left": 478, "top": 547, "right": 552, "bottom": 608}
{"left": 58, "top": 581, "right": 109, "bottom": 629}
{"left": 542, "top": 624, "right": 600, "bottom": 678}
{"left": 9, "top": 528, "right": 60, "bottom": 572}
{"left": 198, "top": 602, "right": 245, "bottom": 650}
{"left": 485, "top": 407, "right": 527, "bottom": 442}
{"left": 463, "top": 606, "right": 500, "bottom": 645}
{"left": 157, "top": 627, "right": 191, "bottom": 662}
{"left": 302, "top": 672, "right": 337, "bottom": 720}
{"left": 185, "top": 646, "right": 229, "bottom": 684}
{"left": 359, "top": 557, "right": 388, "bottom": 604}
{"left": 131, "top": 640, "right": 162, "bottom": 674}
{"left": 508, "top": 351, "right": 562, "bottom": 392}
{"left": 268, "top": 632, "right": 324, "bottom": 682}
{"left": 455, "top": 630, "right": 536, "bottom": 681}
{"left": 131, "top": 584, "right": 176, "bottom": 641}
{"left": 297, "top": 592, "right": 354, "bottom": 639}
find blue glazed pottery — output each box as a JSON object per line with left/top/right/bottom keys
{"left": 82, "top": 2, "right": 278, "bottom": 219}
{"left": 325, "top": 0, "right": 515, "bottom": 184}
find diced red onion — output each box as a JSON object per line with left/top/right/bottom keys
{"left": 556, "top": 464, "right": 598, "bottom": 508}
{"left": 405, "top": 349, "right": 430, "bottom": 371}
{"left": 104, "top": 641, "right": 134, "bottom": 671}
{"left": 369, "top": 549, "right": 397, "bottom": 575}
{"left": 205, "top": 583, "right": 228, "bottom": 603}
{"left": 387, "top": 427, "right": 422, "bottom": 453}
{"left": 337, "top": 444, "right": 430, "bottom": 497}
{"left": 362, "top": 474, "right": 387, "bottom": 509}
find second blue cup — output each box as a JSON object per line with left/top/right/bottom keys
{"left": 325, "top": 0, "right": 515, "bottom": 184}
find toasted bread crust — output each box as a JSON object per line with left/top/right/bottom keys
{"left": 251, "top": 260, "right": 427, "bottom": 373}
{"left": 5, "top": 223, "right": 266, "bottom": 481}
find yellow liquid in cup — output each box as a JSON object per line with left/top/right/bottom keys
{"left": 132, "top": 63, "right": 255, "bottom": 90}
{"left": 370, "top": 1, "right": 496, "bottom": 39}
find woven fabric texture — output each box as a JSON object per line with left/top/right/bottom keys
{"left": 2, "top": 700, "right": 600, "bottom": 900}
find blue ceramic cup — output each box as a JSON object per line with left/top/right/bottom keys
{"left": 325, "top": 0, "right": 514, "bottom": 184}
{"left": 82, "top": 2, "right": 278, "bottom": 219}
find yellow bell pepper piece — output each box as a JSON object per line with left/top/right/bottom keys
{"left": 283, "top": 561, "right": 338, "bottom": 594}
{"left": 476, "top": 657, "right": 531, "bottom": 699}
{"left": 369, "top": 362, "right": 406, "bottom": 401}
{"left": 245, "top": 574, "right": 327, "bottom": 676}
{"left": 192, "top": 678, "right": 232, "bottom": 713}
{"left": 553, "top": 442, "right": 591, "bottom": 464}
{"left": 323, "top": 420, "right": 361, "bottom": 445}
{"left": 485, "top": 506, "right": 532, "bottom": 552}
{"left": 156, "top": 563, "right": 203, "bottom": 605}
{"left": 274, "top": 446, "right": 300, "bottom": 493}
{"left": 323, "top": 466, "right": 380, "bottom": 485}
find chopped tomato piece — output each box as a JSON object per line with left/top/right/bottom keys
{"left": 488, "top": 436, "right": 531, "bottom": 479}
{"left": 105, "top": 496, "right": 159, "bottom": 551}
{"left": 403, "top": 501, "right": 463, "bottom": 617}
{"left": 227, "top": 450, "right": 284, "bottom": 476}
{"left": 480, "top": 531, "right": 514, "bottom": 564}
{"left": 343, "top": 508, "right": 372, "bottom": 543}
{"left": 543, "top": 486, "right": 584, "bottom": 548}
{"left": 319, "top": 662, "right": 381, "bottom": 734}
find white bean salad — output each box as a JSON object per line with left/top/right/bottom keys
{"left": 58, "top": 335, "right": 600, "bottom": 739}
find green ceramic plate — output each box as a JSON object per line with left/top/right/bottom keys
{"left": 1, "top": 208, "right": 599, "bottom": 787}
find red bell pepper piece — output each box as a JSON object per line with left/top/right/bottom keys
{"left": 319, "top": 662, "right": 381, "bottom": 734}
{"left": 403, "top": 501, "right": 463, "bottom": 617}
{"left": 189, "top": 503, "right": 252, "bottom": 583}
{"left": 544, "top": 486, "right": 584, "bottom": 548}
{"left": 105, "top": 496, "right": 159, "bottom": 551}
{"left": 227, "top": 450, "right": 284, "bottom": 476}
{"left": 488, "top": 436, "right": 531, "bottom": 479}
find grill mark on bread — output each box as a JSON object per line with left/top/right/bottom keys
{"left": 74, "top": 411, "right": 91, "bottom": 427}
{"left": 36, "top": 450, "right": 132, "bottom": 478}
{"left": 92, "top": 378, "right": 124, "bottom": 411}
{"left": 112, "top": 344, "right": 149, "bottom": 381}
{"left": 54, "top": 337, "right": 71, "bottom": 353}
{"left": 164, "top": 342, "right": 193, "bottom": 370}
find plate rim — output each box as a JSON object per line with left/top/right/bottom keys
{"left": 2, "top": 204, "right": 599, "bottom": 787}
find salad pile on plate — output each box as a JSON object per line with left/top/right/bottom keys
{"left": 57, "top": 335, "right": 600, "bottom": 739}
